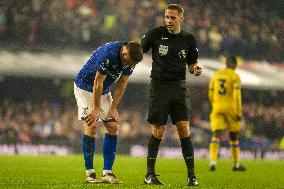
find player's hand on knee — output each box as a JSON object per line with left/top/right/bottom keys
{"left": 85, "top": 116, "right": 96, "bottom": 127}
{"left": 85, "top": 108, "right": 100, "bottom": 127}
{"left": 106, "top": 108, "right": 120, "bottom": 123}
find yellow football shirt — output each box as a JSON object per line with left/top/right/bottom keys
{"left": 208, "top": 68, "right": 242, "bottom": 118}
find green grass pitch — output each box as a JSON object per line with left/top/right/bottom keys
{"left": 0, "top": 155, "right": 283, "bottom": 189}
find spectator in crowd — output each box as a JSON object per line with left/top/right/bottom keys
{"left": 0, "top": 0, "right": 282, "bottom": 62}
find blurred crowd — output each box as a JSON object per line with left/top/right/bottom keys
{"left": 0, "top": 0, "right": 283, "bottom": 62}
{"left": 0, "top": 100, "right": 82, "bottom": 146}
{"left": 1, "top": 91, "right": 283, "bottom": 152}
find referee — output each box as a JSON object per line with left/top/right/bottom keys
{"left": 141, "top": 4, "right": 202, "bottom": 186}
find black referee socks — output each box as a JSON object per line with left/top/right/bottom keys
{"left": 180, "top": 136, "right": 195, "bottom": 177}
{"left": 147, "top": 135, "right": 162, "bottom": 175}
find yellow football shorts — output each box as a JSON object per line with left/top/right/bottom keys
{"left": 210, "top": 112, "right": 240, "bottom": 132}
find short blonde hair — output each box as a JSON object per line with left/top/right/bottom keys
{"left": 166, "top": 4, "right": 184, "bottom": 16}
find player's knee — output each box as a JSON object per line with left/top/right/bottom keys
{"left": 176, "top": 126, "right": 190, "bottom": 138}
{"left": 229, "top": 132, "right": 239, "bottom": 141}
{"left": 84, "top": 126, "right": 96, "bottom": 137}
{"left": 176, "top": 121, "right": 190, "bottom": 138}
{"left": 178, "top": 132, "right": 189, "bottom": 138}
{"left": 152, "top": 125, "right": 165, "bottom": 139}
{"left": 177, "top": 128, "right": 189, "bottom": 138}
{"left": 153, "top": 132, "right": 164, "bottom": 139}
{"left": 105, "top": 122, "right": 119, "bottom": 135}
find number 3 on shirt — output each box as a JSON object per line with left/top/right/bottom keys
{"left": 218, "top": 79, "right": 226, "bottom": 95}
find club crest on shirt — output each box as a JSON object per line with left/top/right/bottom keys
{"left": 178, "top": 50, "right": 186, "bottom": 59}
{"left": 101, "top": 59, "right": 110, "bottom": 67}
{"left": 82, "top": 107, "right": 89, "bottom": 116}
{"left": 159, "top": 45, "right": 168, "bottom": 56}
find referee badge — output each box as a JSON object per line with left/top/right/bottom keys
{"left": 159, "top": 45, "right": 168, "bottom": 56}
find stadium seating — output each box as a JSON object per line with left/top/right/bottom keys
{"left": 0, "top": 0, "right": 283, "bottom": 62}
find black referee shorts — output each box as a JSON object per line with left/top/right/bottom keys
{"left": 147, "top": 80, "right": 190, "bottom": 125}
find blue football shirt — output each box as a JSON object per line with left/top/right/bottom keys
{"left": 75, "top": 41, "right": 135, "bottom": 94}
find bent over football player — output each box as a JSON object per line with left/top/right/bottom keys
{"left": 74, "top": 41, "right": 143, "bottom": 183}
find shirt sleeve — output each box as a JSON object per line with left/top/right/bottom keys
{"left": 122, "top": 65, "right": 135, "bottom": 76}
{"left": 141, "top": 29, "right": 155, "bottom": 53}
{"left": 97, "top": 49, "right": 111, "bottom": 75}
{"left": 187, "top": 35, "right": 198, "bottom": 65}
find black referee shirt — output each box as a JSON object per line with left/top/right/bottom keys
{"left": 141, "top": 26, "right": 198, "bottom": 81}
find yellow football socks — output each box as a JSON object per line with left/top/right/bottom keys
{"left": 230, "top": 140, "right": 240, "bottom": 166}
{"left": 210, "top": 136, "right": 220, "bottom": 164}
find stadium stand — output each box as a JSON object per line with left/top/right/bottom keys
{"left": 0, "top": 0, "right": 283, "bottom": 62}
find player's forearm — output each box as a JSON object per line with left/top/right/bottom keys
{"left": 234, "top": 90, "right": 242, "bottom": 116}
{"left": 236, "top": 97, "right": 242, "bottom": 116}
{"left": 111, "top": 81, "right": 127, "bottom": 110}
{"left": 93, "top": 81, "right": 103, "bottom": 109}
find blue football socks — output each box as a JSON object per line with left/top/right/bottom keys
{"left": 82, "top": 134, "right": 96, "bottom": 170}
{"left": 103, "top": 134, "right": 117, "bottom": 170}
